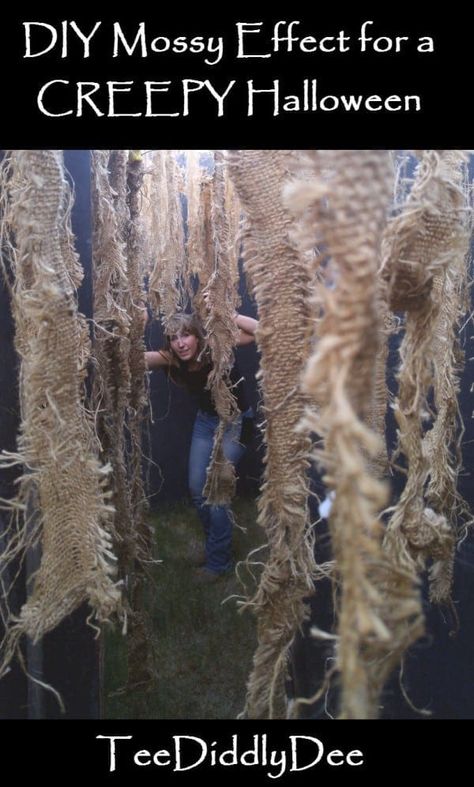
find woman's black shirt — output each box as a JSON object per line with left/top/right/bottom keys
{"left": 168, "top": 359, "right": 250, "bottom": 416}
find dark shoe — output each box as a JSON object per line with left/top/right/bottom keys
{"left": 193, "top": 567, "right": 222, "bottom": 585}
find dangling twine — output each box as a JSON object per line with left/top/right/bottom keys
{"left": 425, "top": 152, "right": 473, "bottom": 566}
{"left": 186, "top": 150, "right": 242, "bottom": 320}
{"left": 108, "top": 150, "right": 129, "bottom": 240}
{"left": 287, "top": 150, "right": 424, "bottom": 720}
{"left": 0, "top": 150, "right": 122, "bottom": 682}
{"left": 227, "top": 150, "right": 316, "bottom": 719}
{"left": 366, "top": 287, "right": 393, "bottom": 478}
{"left": 224, "top": 163, "right": 243, "bottom": 298}
{"left": 140, "top": 150, "right": 168, "bottom": 278}
{"left": 202, "top": 151, "right": 242, "bottom": 506}
{"left": 58, "top": 170, "right": 85, "bottom": 290}
{"left": 184, "top": 151, "right": 213, "bottom": 324}
{"left": 124, "top": 152, "right": 156, "bottom": 689}
{"left": 91, "top": 150, "right": 134, "bottom": 574}
{"left": 185, "top": 150, "right": 205, "bottom": 274}
{"left": 147, "top": 151, "right": 188, "bottom": 327}
{"left": 424, "top": 263, "right": 472, "bottom": 602}
{"left": 92, "top": 151, "right": 156, "bottom": 690}
{"left": 383, "top": 151, "right": 472, "bottom": 606}
{"left": 125, "top": 151, "right": 149, "bottom": 498}
{"left": 192, "top": 170, "right": 218, "bottom": 325}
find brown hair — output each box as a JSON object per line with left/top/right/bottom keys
{"left": 164, "top": 311, "right": 208, "bottom": 362}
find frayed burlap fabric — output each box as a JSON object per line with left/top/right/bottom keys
{"left": 423, "top": 260, "right": 472, "bottom": 601}
{"left": 123, "top": 152, "right": 150, "bottom": 546}
{"left": 187, "top": 162, "right": 215, "bottom": 326}
{"left": 288, "top": 150, "right": 424, "bottom": 719}
{"left": 92, "top": 150, "right": 155, "bottom": 690}
{"left": 140, "top": 150, "right": 168, "bottom": 276}
{"left": 366, "top": 290, "right": 393, "bottom": 477}
{"left": 227, "top": 150, "right": 316, "bottom": 719}
{"left": 185, "top": 150, "right": 206, "bottom": 278}
{"left": 0, "top": 150, "right": 121, "bottom": 677}
{"left": 187, "top": 151, "right": 242, "bottom": 325}
{"left": 422, "top": 153, "right": 473, "bottom": 601}
{"left": 202, "top": 152, "right": 242, "bottom": 505}
{"left": 147, "top": 151, "right": 188, "bottom": 326}
{"left": 124, "top": 152, "right": 155, "bottom": 689}
{"left": 383, "top": 151, "right": 472, "bottom": 605}
{"left": 92, "top": 150, "right": 134, "bottom": 573}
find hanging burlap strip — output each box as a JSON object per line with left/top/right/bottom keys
{"left": 366, "top": 288, "right": 393, "bottom": 478}
{"left": 185, "top": 150, "right": 205, "bottom": 274}
{"left": 384, "top": 151, "right": 472, "bottom": 604}
{"left": 124, "top": 152, "right": 149, "bottom": 530}
{"left": 184, "top": 152, "right": 214, "bottom": 325}
{"left": 0, "top": 150, "right": 121, "bottom": 677}
{"left": 91, "top": 150, "right": 134, "bottom": 574}
{"left": 423, "top": 266, "right": 471, "bottom": 602}
{"left": 287, "top": 150, "right": 423, "bottom": 719}
{"left": 92, "top": 150, "right": 156, "bottom": 689}
{"left": 192, "top": 173, "right": 220, "bottom": 330}
{"left": 141, "top": 150, "right": 168, "bottom": 280}
{"left": 201, "top": 152, "right": 241, "bottom": 505}
{"left": 147, "top": 151, "right": 188, "bottom": 327}
{"left": 227, "top": 150, "right": 316, "bottom": 719}
{"left": 224, "top": 162, "right": 242, "bottom": 297}
{"left": 123, "top": 152, "right": 156, "bottom": 690}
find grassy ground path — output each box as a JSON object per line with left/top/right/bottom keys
{"left": 105, "top": 497, "right": 264, "bottom": 719}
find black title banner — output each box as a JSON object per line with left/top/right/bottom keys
{"left": 1, "top": 7, "right": 468, "bottom": 148}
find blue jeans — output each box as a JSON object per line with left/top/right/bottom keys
{"left": 188, "top": 409, "right": 251, "bottom": 574}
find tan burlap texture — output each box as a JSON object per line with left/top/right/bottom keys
{"left": 92, "top": 150, "right": 134, "bottom": 572}
{"left": 202, "top": 151, "right": 242, "bottom": 505}
{"left": 287, "top": 150, "right": 424, "bottom": 719}
{"left": 92, "top": 149, "right": 155, "bottom": 690}
{"left": 147, "top": 151, "right": 188, "bottom": 326}
{"left": 227, "top": 150, "right": 317, "bottom": 719}
{"left": 0, "top": 150, "right": 122, "bottom": 680}
{"left": 383, "top": 150, "right": 472, "bottom": 605}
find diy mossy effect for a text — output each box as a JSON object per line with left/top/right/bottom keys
{"left": 22, "top": 20, "right": 432, "bottom": 119}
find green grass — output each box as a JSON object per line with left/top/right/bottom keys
{"left": 104, "top": 496, "right": 265, "bottom": 719}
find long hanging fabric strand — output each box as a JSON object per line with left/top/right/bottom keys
{"left": 383, "top": 151, "right": 472, "bottom": 605}
{"left": 227, "top": 150, "right": 316, "bottom": 719}
{"left": 0, "top": 150, "right": 121, "bottom": 680}
{"left": 288, "top": 150, "right": 424, "bottom": 719}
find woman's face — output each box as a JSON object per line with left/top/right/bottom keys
{"left": 169, "top": 329, "right": 199, "bottom": 362}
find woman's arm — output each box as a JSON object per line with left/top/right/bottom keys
{"left": 234, "top": 312, "right": 258, "bottom": 346}
{"left": 145, "top": 349, "right": 172, "bottom": 370}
